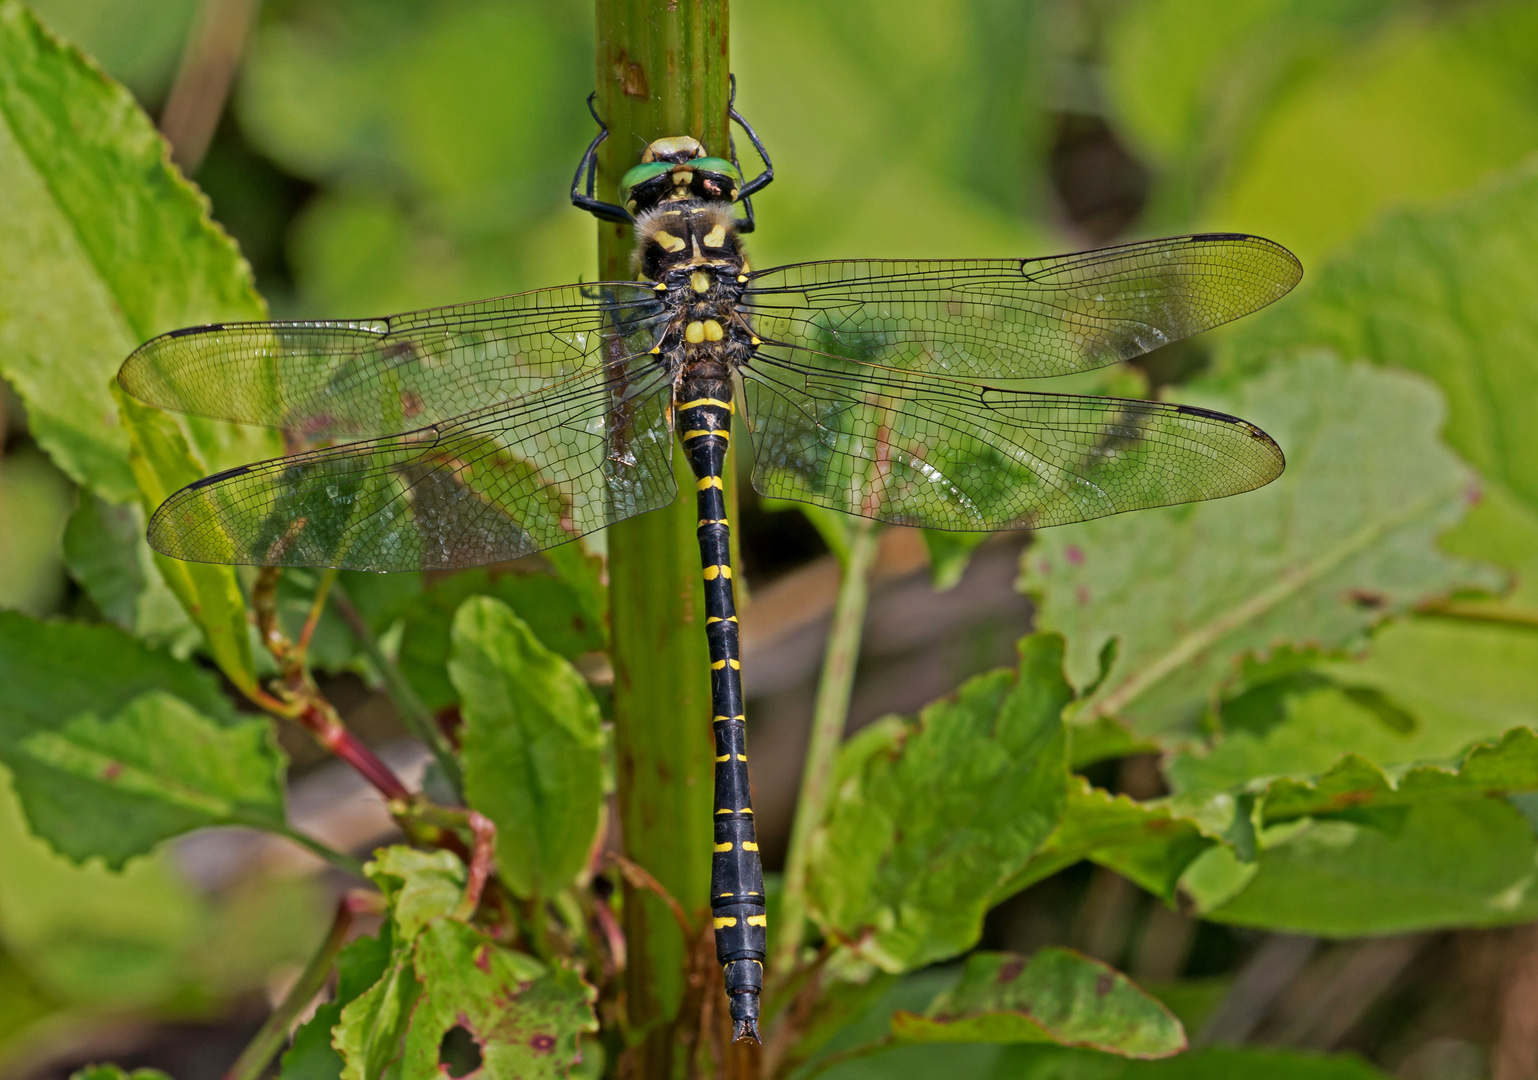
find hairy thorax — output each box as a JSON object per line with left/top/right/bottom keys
{"left": 634, "top": 200, "right": 759, "bottom": 386}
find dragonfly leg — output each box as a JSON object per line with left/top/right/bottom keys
{"left": 680, "top": 378, "right": 766, "bottom": 1043}
{"left": 571, "top": 91, "right": 635, "bottom": 224}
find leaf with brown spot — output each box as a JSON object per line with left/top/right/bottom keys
{"left": 891, "top": 949, "right": 1185, "bottom": 1058}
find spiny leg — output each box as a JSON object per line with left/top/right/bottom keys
{"left": 680, "top": 379, "right": 767, "bottom": 1043}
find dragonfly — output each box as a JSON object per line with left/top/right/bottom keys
{"left": 118, "top": 88, "right": 1301, "bottom": 1042}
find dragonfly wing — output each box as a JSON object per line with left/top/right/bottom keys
{"left": 742, "top": 347, "right": 1283, "bottom": 531}
{"left": 741, "top": 234, "right": 1301, "bottom": 381}
{"left": 147, "top": 362, "right": 677, "bottom": 571}
{"left": 119, "top": 284, "right": 666, "bottom": 440}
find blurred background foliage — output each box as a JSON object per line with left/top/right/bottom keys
{"left": 5, "top": 0, "right": 1538, "bottom": 1076}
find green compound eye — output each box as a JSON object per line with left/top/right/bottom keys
{"left": 691, "top": 157, "right": 742, "bottom": 184}
{"left": 620, "top": 161, "right": 672, "bottom": 201}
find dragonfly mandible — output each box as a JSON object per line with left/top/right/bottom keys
{"left": 118, "top": 84, "right": 1300, "bottom": 1042}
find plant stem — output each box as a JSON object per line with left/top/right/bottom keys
{"left": 222, "top": 893, "right": 360, "bottom": 1080}
{"left": 331, "top": 582, "right": 465, "bottom": 798}
{"left": 596, "top": 0, "right": 730, "bottom": 1073}
{"left": 773, "top": 519, "right": 880, "bottom": 980}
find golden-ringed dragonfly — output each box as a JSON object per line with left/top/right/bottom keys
{"left": 117, "top": 84, "right": 1301, "bottom": 1043}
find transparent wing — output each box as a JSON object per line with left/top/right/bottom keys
{"left": 742, "top": 345, "right": 1284, "bottom": 531}
{"left": 741, "top": 234, "right": 1301, "bottom": 381}
{"left": 147, "top": 360, "right": 677, "bottom": 572}
{"left": 120, "top": 283, "right": 667, "bottom": 440}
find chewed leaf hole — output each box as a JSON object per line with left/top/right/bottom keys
{"left": 439, "top": 1023, "right": 484, "bottom": 1077}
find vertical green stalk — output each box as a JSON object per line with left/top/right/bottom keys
{"left": 774, "top": 519, "right": 880, "bottom": 979}
{"left": 595, "top": 1, "right": 730, "bottom": 1072}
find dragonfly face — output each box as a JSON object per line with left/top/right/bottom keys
{"left": 116, "top": 86, "right": 1302, "bottom": 1047}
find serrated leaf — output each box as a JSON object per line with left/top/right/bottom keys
{"left": 807, "top": 634, "right": 1070, "bottom": 971}
{"left": 1219, "top": 155, "right": 1538, "bottom": 615}
{"left": 365, "top": 847, "right": 467, "bottom": 943}
{"left": 0, "top": 610, "right": 231, "bottom": 722}
{"left": 1189, "top": 797, "right": 1538, "bottom": 934}
{"left": 395, "top": 569, "right": 604, "bottom": 712}
{"left": 117, "top": 385, "right": 256, "bottom": 695}
{"left": 892, "top": 949, "right": 1184, "bottom": 1059}
{"left": 0, "top": 690, "right": 285, "bottom": 868}
{"left": 0, "top": 0, "right": 276, "bottom": 501}
{"left": 1026, "top": 353, "right": 1498, "bottom": 742}
{"left": 1260, "top": 726, "right": 1538, "bottom": 824}
{"left": 335, "top": 948, "right": 419, "bottom": 1080}
{"left": 450, "top": 596, "right": 604, "bottom": 900}
{"left": 997, "top": 779, "right": 1227, "bottom": 906}
{"left": 400, "top": 920, "right": 597, "bottom": 1080}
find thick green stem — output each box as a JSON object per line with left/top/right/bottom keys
{"left": 773, "top": 520, "right": 880, "bottom": 979}
{"left": 595, "top": 1, "right": 731, "bottom": 1073}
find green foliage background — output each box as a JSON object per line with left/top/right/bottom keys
{"left": 3, "top": 0, "right": 1538, "bottom": 1077}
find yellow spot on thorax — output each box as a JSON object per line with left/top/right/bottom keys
{"left": 691, "top": 270, "right": 712, "bottom": 293}
{"left": 703, "top": 223, "right": 727, "bottom": 248}
{"left": 655, "top": 231, "right": 686, "bottom": 253}
{"left": 703, "top": 319, "right": 724, "bottom": 341}
{"left": 685, "top": 320, "right": 705, "bottom": 344}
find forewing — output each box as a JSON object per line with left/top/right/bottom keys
{"left": 742, "top": 347, "right": 1283, "bottom": 531}
{"left": 119, "top": 284, "right": 666, "bottom": 439}
{"left": 146, "top": 362, "right": 677, "bottom": 572}
{"left": 742, "top": 234, "right": 1301, "bottom": 381}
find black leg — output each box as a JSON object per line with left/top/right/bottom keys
{"left": 571, "top": 92, "right": 634, "bottom": 225}
{"left": 729, "top": 75, "right": 775, "bottom": 202}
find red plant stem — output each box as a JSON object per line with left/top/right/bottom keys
{"left": 457, "top": 810, "right": 497, "bottom": 920}
{"left": 296, "top": 700, "right": 411, "bottom": 802}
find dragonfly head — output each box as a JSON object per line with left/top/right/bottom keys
{"left": 621, "top": 136, "right": 743, "bottom": 217}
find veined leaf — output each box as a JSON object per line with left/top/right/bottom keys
{"left": 450, "top": 597, "right": 604, "bottom": 901}
{"left": 892, "top": 949, "right": 1184, "bottom": 1059}
{"left": 1025, "top": 353, "right": 1499, "bottom": 741}
{"left": 0, "top": 690, "right": 285, "bottom": 869}
{"left": 365, "top": 847, "right": 467, "bottom": 944}
{"left": 117, "top": 385, "right": 257, "bottom": 696}
{"left": 807, "top": 634, "right": 1070, "bottom": 971}
{"left": 401, "top": 921, "right": 597, "bottom": 1079}
{"left": 1219, "top": 155, "right": 1538, "bottom": 616}
{"left": 0, "top": 0, "right": 276, "bottom": 501}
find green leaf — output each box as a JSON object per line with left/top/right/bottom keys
{"left": 892, "top": 949, "right": 1184, "bottom": 1058}
{"left": 0, "top": 690, "right": 285, "bottom": 868}
{"left": 1205, "top": 2, "right": 1538, "bottom": 265}
{"left": 0, "top": 610, "right": 231, "bottom": 722}
{"left": 395, "top": 569, "right": 605, "bottom": 712}
{"left": 0, "top": 761, "right": 203, "bottom": 1009}
{"left": 921, "top": 529, "right": 989, "bottom": 591}
{"left": 449, "top": 596, "right": 604, "bottom": 900}
{"left": 997, "top": 780, "right": 1223, "bottom": 904}
{"left": 1026, "top": 352, "right": 1499, "bottom": 742}
{"left": 281, "top": 933, "right": 393, "bottom": 1080}
{"left": 401, "top": 920, "right": 597, "bottom": 1079}
{"left": 1219, "top": 155, "right": 1538, "bottom": 616}
{"left": 117, "top": 385, "right": 257, "bottom": 696}
{"left": 0, "top": 0, "right": 276, "bottom": 502}
{"left": 1260, "top": 726, "right": 1538, "bottom": 824}
{"left": 988, "top": 1044, "right": 1392, "bottom": 1080}
{"left": 365, "top": 847, "right": 467, "bottom": 943}
{"left": 62, "top": 492, "right": 192, "bottom": 643}
{"left": 0, "top": 446, "right": 71, "bottom": 616}
{"left": 335, "top": 948, "right": 420, "bottom": 1080}
{"left": 1189, "top": 797, "right": 1538, "bottom": 934}
{"left": 807, "top": 634, "right": 1070, "bottom": 971}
